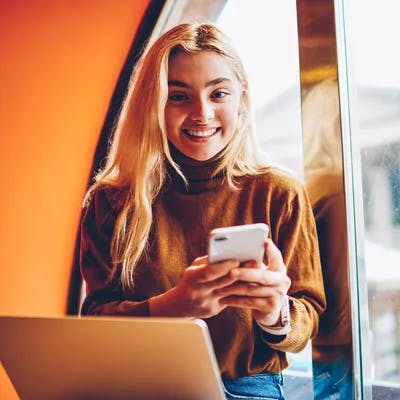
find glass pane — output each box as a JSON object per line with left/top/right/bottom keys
{"left": 344, "top": 0, "right": 400, "bottom": 394}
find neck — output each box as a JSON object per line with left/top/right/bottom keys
{"left": 168, "top": 142, "right": 225, "bottom": 165}
{"left": 166, "top": 143, "right": 226, "bottom": 193}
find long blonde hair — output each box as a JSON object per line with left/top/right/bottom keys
{"left": 85, "top": 22, "right": 267, "bottom": 290}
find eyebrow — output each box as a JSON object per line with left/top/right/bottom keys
{"left": 168, "top": 77, "right": 233, "bottom": 88}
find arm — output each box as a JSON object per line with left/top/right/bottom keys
{"left": 216, "top": 183, "right": 326, "bottom": 353}
{"left": 80, "top": 188, "right": 150, "bottom": 316}
{"left": 266, "top": 184, "right": 326, "bottom": 352}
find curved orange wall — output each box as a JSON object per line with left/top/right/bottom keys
{"left": 0, "top": 1, "right": 149, "bottom": 397}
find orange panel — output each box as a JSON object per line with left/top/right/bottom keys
{"left": 0, "top": 0, "right": 150, "bottom": 397}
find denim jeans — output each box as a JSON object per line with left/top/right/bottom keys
{"left": 313, "top": 355, "right": 354, "bottom": 400}
{"left": 223, "top": 373, "right": 285, "bottom": 400}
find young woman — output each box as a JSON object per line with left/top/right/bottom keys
{"left": 80, "top": 22, "right": 326, "bottom": 400}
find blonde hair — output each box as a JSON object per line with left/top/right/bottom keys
{"left": 302, "top": 77, "right": 343, "bottom": 177}
{"left": 85, "top": 22, "right": 268, "bottom": 290}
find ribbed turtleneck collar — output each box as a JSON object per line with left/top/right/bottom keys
{"left": 166, "top": 143, "right": 226, "bottom": 193}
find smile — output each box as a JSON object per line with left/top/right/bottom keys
{"left": 183, "top": 128, "right": 220, "bottom": 138}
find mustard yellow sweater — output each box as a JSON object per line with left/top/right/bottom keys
{"left": 80, "top": 150, "right": 326, "bottom": 379}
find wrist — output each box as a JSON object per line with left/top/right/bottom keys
{"left": 148, "top": 288, "right": 182, "bottom": 317}
{"left": 256, "top": 295, "right": 291, "bottom": 335}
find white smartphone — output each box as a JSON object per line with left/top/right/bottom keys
{"left": 208, "top": 223, "right": 269, "bottom": 264}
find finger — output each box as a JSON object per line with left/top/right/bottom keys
{"left": 204, "top": 272, "right": 241, "bottom": 291}
{"left": 264, "top": 239, "right": 285, "bottom": 271}
{"left": 215, "top": 282, "right": 280, "bottom": 297}
{"left": 191, "top": 255, "right": 208, "bottom": 266}
{"left": 219, "top": 295, "right": 279, "bottom": 311}
{"left": 230, "top": 267, "right": 289, "bottom": 288}
{"left": 241, "top": 260, "right": 260, "bottom": 269}
{"left": 187, "top": 259, "right": 240, "bottom": 283}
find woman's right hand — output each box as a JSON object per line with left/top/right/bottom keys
{"left": 149, "top": 256, "right": 240, "bottom": 318}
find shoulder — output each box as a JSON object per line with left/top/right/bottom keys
{"left": 243, "top": 167, "right": 305, "bottom": 199}
{"left": 238, "top": 168, "right": 312, "bottom": 221}
{"left": 81, "top": 184, "right": 129, "bottom": 234}
{"left": 102, "top": 185, "right": 129, "bottom": 213}
{"left": 85, "top": 184, "right": 129, "bottom": 215}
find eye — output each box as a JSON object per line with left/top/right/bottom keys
{"left": 211, "top": 90, "right": 230, "bottom": 100}
{"left": 168, "top": 92, "right": 189, "bottom": 102}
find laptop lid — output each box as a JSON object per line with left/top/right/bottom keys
{"left": 0, "top": 315, "right": 226, "bottom": 400}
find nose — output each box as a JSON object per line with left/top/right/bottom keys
{"left": 189, "top": 97, "right": 214, "bottom": 123}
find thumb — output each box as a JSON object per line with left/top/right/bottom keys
{"left": 264, "top": 239, "right": 285, "bottom": 271}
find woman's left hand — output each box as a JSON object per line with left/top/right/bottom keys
{"left": 217, "top": 239, "right": 291, "bottom": 327}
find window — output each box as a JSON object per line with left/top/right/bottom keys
{"left": 337, "top": 0, "right": 400, "bottom": 396}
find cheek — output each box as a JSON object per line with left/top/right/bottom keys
{"left": 164, "top": 108, "right": 178, "bottom": 134}
{"left": 223, "top": 103, "right": 240, "bottom": 130}
{"left": 165, "top": 107, "right": 185, "bottom": 126}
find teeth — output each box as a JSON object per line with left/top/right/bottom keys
{"left": 185, "top": 128, "right": 217, "bottom": 138}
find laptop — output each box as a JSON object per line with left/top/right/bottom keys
{"left": 0, "top": 315, "right": 226, "bottom": 400}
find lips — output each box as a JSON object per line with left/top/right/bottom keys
{"left": 183, "top": 127, "right": 220, "bottom": 138}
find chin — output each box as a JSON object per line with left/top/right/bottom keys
{"left": 191, "top": 150, "right": 218, "bottom": 161}
{"left": 194, "top": 155, "right": 212, "bottom": 161}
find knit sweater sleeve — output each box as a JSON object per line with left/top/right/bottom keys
{"left": 79, "top": 188, "right": 150, "bottom": 316}
{"left": 262, "top": 180, "right": 326, "bottom": 353}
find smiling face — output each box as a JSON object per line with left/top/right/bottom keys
{"left": 165, "top": 51, "right": 242, "bottom": 161}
